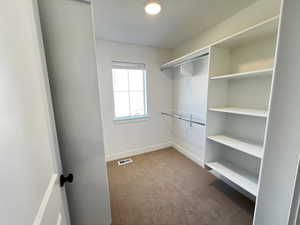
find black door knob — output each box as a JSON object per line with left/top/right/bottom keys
{"left": 60, "top": 174, "right": 74, "bottom": 187}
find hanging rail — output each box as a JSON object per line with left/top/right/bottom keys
{"left": 160, "top": 48, "right": 209, "bottom": 71}
{"left": 161, "top": 112, "right": 206, "bottom": 127}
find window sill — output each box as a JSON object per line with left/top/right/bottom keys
{"left": 113, "top": 115, "right": 150, "bottom": 124}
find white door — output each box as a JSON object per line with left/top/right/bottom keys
{"left": 0, "top": 1, "right": 70, "bottom": 225}
{"left": 37, "top": 0, "right": 112, "bottom": 225}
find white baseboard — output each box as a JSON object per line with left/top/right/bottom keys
{"left": 171, "top": 143, "right": 255, "bottom": 199}
{"left": 105, "top": 142, "right": 205, "bottom": 167}
{"left": 105, "top": 142, "right": 254, "bottom": 200}
{"left": 107, "top": 217, "right": 112, "bottom": 225}
{"left": 105, "top": 142, "right": 172, "bottom": 162}
{"left": 171, "top": 142, "right": 205, "bottom": 168}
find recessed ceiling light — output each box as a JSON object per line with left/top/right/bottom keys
{"left": 145, "top": 0, "right": 162, "bottom": 15}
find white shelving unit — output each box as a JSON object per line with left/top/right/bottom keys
{"left": 206, "top": 161, "right": 259, "bottom": 196}
{"left": 161, "top": 16, "right": 279, "bottom": 200}
{"left": 207, "top": 135, "right": 263, "bottom": 158}
{"left": 208, "top": 107, "right": 267, "bottom": 118}
{"left": 204, "top": 15, "right": 279, "bottom": 198}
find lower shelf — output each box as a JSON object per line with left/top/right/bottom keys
{"left": 208, "top": 107, "right": 267, "bottom": 118}
{"left": 206, "top": 160, "right": 259, "bottom": 196}
{"left": 207, "top": 135, "right": 263, "bottom": 158}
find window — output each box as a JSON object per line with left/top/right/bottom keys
{"left": 112, "top": 61, "right": 148, "bottom": 120}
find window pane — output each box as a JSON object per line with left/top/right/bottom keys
{"left": 112, "top": 69, "right": 128, "bottom": 91}
{"left": 129, "top": 91, "right": 145, "bottom": 116}
{"left": 112, "top": 65, "right": 147, "bottom": 119}
{"left": 128, "top": 69, "right": 144, "bottom": 91}
{"left": 114, "top": 92, "right": 130, "bottom": 118}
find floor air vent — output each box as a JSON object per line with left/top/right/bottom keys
{"left": 117, "top": 158, "right": 133, "bottom": 166}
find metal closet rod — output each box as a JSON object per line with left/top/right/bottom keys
{"left": 160, "top": 52, "right": 209, "bottom": 71}
{"left": 161, "top": 112, "right": 206, "bottom": 126}
{"left": 177, "top": 53, "right": 209, "bottom": 67}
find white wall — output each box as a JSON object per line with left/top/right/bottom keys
{"left": 171, "top": 57, "right": 209, "bottom": 166}
{"left": 96, "top": 40, "right": 173, "bottom": 161}
{"left": 95, "top": 0, "right": 282, "bottom": 166}
{"left": 173, "top": 0, "right": 281, "bottom": 58}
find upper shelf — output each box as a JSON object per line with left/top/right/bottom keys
{"left": 210, "top": 68, "right": 273, "bottom": 80}
{"left": 160, "top": 47, "right": 209, "bottom": 71}
{"left": 212, "top": 16, "right": 279, "bottom": 49}
{"left": 160, "top": 16, "right": 279, "bottom": 71}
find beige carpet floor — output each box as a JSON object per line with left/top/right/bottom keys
{"left": 107, "top": 148, "right": 255, "bottom": 225}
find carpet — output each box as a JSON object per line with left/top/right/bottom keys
{"left": 107, "top": 147, "right": 254, "bottom": 225}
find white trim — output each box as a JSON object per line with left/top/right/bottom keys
{"left": 171, "top": 142, "right": 205, "bottom": 167}
{"left": 107, "top": 217, "right": 112, "bottom": 225}
{"left": 105, "top": 142, "right": 205, "bottom": 166}
{"left": 70, "top": 0, "right": 91, "bottom": 4}
{"left": 171, "top": 143, "right": 254, "bottom": 199}
{"left": 288, "top": 155, "right": 300, "bottom": 225}
{"left": 105, "top": 143, "right": 172, "bottom": 161}
{"left": 56, "top": 213, "right": 62, "bottom": 225}
{"left": 104, "top": 143, "right": 257, "bottom": 200}
{"left": 90, "top": 3, "right": 113, "bottom": 225}
{"left": 33, "top": 174, "right": 58, "bottom": 225}
{"left": 105, "top": 142, "right": 257, "bottom": 201}
{"left": 113, "top": 114, "right": 150, "bottom": 123}
{"left": 112, "top": 61, "right": 146, "bottom": 70}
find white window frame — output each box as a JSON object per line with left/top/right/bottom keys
{"left": 111, "top": 61, "right": 149, "bottom": 121}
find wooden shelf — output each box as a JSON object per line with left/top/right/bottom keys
{"left": 208, "top": 107, "right": 267, "bottom": 118}
{"left": 210, "top": 68, "right": 273, "bottom": 80}
{"left": 207, "top": 135, "right": 263, "bottom": 158}
{"left": 206, "top": 160, "right": 258, "bottom": 196}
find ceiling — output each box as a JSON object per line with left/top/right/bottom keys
{"left": 92, "top": 0, "right": 258, "bottom": 49}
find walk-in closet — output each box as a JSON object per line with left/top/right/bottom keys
{"left": 5, "top": 0, "right": 300, "bottom": 225}
{"left": 160, "top": 15, "right": 279, "bottom": 199}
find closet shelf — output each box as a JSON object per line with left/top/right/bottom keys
{"left": 206, "top": 160, "right": 258, "bottom": 196}
{"left": 207, "top": 135, "right": 263, "bottom": 158}
{"left": 210, "top": 68, "right": 273, "bottom": 80}
{"left": 212, "top": 16, "right": 279, "bottom": 48}
{"left": 160, "top": 47, "right": 209, "bottom": 71}
{"left": 208, "top": 107, "right": 267, "bottom": 118}
{"left": 161, "top": 16, "right": 278, "bottom": 71}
